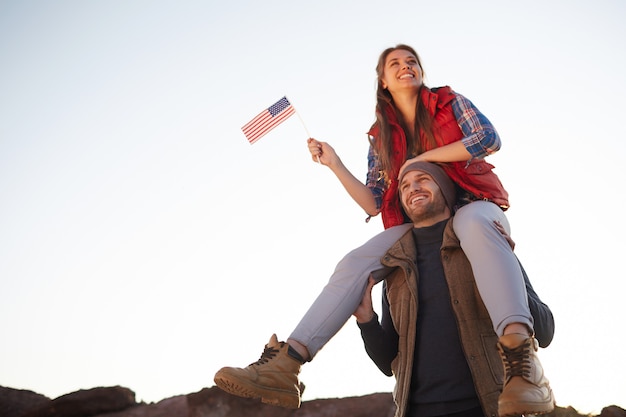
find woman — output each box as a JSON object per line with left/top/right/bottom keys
{"left": 304, "top": 44, "right": 530, "bottom": 356}
{"left": 214, "top": 45, "right": 552, "bottom": 415}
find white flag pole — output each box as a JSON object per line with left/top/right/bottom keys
{"left": 287, "top": 96, "right": 321, "bottom": 164}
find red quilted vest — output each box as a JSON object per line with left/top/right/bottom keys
{"left": 369, "top": 86, "right": 509, "bottom": 229}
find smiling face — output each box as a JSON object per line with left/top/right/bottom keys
{"left": 399, "top": 169, "right": 450, "bottom": 227}
{"left": 380, "top": 48, "right": 423, "bottom": 95}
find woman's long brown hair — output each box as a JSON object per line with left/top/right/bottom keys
{"left": 370, "top": 44, "right": 438, "bottom": 182}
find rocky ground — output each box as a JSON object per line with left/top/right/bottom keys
{"left": 1, "top": 385, "right": 624, "bottom": 417}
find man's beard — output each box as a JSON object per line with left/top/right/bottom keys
{"left": 405, "top": 194, "right": 447, "bottom": 224}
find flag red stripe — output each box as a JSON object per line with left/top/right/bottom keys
{"left": 245, "top": 108, "right": 294, "bottom": 140}
{"left": 242, "top": 111, "right": 273, "bottom": 136}
{"left": 243, "top": 107, "right": 294, "bottom": 138}
{"left": 242, "top": 105, "right": 295, "bottom": 143}
{"left": 242, "top": 111, "right": 271, "bottom": 132}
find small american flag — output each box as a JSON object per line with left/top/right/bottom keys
{"left": 241, "top": 96, "right": 296, "bottom": 144}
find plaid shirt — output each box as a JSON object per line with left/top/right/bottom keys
{"left": 366, "top": 92, "right": 500, "bottom": 212}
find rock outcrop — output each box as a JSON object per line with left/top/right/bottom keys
{"left": 1, "top": 385, "right": 624, "bottom": 417}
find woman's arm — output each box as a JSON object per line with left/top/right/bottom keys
{"left": 308, "top": 138, "right": 379, "bottom": 216}
{"left": 408, "top": 140, "right": 472, "bottom": 164}
{"left": 399, "top": 93, "right": 500, "bottom": 174}
{"left": 452, "top": 93, "right": 501, "bottom": 159}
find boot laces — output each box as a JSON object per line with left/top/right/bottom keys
{"left": 250, "top": 343, "right": 283, "bottom": 366}
{"left": 502, "top": 341, "right": 532, "bottom": 379}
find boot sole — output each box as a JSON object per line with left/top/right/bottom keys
{"left": 214, "top": 374, "right": 300, "bottom": 409}
{"left": 499, "top": 398, "right": 555, "bottom": 417}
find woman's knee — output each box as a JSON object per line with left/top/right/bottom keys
{"left": 453, "top": 202, "right": 508, "bottom": 239}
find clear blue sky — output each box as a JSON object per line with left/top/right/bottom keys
{"left": 1, "top": 0, "right": 625, "bottom": 414}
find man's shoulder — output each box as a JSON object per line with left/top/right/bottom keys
{"left": 442, "top": 217, "right": 461, "bottom": 248}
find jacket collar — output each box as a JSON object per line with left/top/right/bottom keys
{"left": 382, "top": 217, "right": 461, "bottom": 267}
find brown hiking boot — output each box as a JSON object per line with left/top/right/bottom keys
{"left": 213, "top": 334, "right": 303, "bottom": 409}
{"left": 497, "top": 333, "right": 555, "bottom": 416}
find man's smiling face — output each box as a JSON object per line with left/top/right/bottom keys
{"left": 399, "top": 169, "right": 450, "bottom": 227}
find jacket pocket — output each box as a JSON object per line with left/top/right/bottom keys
{"left": 481, "top": 333, "right": 504, "bottom": 386}
{"left": 463, "top": 159, "right": 507, "bottom": 202}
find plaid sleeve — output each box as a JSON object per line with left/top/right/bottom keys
{"left": 366, "top": 142, "right": 386, "bottom": 211}
{"left": 451, "top": 93, "right": 501, "bottom": 158}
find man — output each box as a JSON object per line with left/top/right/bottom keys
{"left": 214, "top": 161, "right": 555, "bottom": 416}
{"left": 354, "top": 161, "right": 555, "bottom": 417}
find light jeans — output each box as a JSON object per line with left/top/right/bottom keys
{"left": 452, "top": 201, "right": 532, "bottom": 336}
{"left": 289, "top": 223, "right": 412, "bottom": 358}
{"left": 289, "top": 201, "right": 533, "bottom": 359}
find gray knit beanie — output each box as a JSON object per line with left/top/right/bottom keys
{"left": 398, "top": 161, "right": 457, "bottom": 212}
